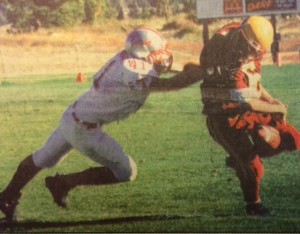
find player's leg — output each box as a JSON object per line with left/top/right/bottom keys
{"left": 275, "top": 122, "right": 300, "bottom": 150}
{"left": 45, "top": 129, "right": 137, "bottom": 208}
{"left": 252, "top": 123, "right": 300, "bottom": 158}
{"left": 0, "top": 127, "right": 72, "bottom": 223}
{"left": 206, "top": 115, "right": 269, "bottom": 216}
{"left": 0, "top": 155, "right": 40, "bottom": 223}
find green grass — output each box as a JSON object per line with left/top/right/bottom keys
{"left": 0, "top": 64, "right": 300, "bottom": 232}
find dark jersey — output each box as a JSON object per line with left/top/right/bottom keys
{"left": 200, "top": 23, "right": 263, "bottom": 115}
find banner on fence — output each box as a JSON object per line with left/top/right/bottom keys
{"left": 197, "top": 0, "right": 300, "bottom": 19}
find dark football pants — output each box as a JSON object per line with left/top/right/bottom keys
{"left": 206, "top": 114, "right": 264, "bottom": 203}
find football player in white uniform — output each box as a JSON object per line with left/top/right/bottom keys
{"left": 0, "top": 27, "right": 203, "bottom": 223}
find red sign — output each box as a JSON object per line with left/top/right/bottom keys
{"left": 224, "top": 0, "right": 244, "bottom": 14}
{"left": 246, "top": 0, "right": 297, "bottom": 12}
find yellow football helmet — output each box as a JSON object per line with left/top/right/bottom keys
{"left": 241, "top": 16, "right": 274, "bottom": 52}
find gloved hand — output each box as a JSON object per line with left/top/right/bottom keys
{"left": 183, "top": 63, "right": 200, "bottom": 72}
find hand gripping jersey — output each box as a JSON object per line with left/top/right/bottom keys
{"left": 200, "top": 23, "right": 263, "bottom": 115}
{"left": 73, "top": 50, "right": 159, "bottom": 124}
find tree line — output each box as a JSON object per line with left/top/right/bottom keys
{"left": 0, "top": 0, "right": 197, "bottom": 32}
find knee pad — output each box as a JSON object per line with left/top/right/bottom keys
{"left": 279, "top": 124, "right": 300, "bottom": 150}
{"left": 253, "top": 124, "right": 298, "bottom": 157}
{"left": 127, "top": 156, "right": 137, "bottom": 181}
{"left": 257, "top": 125, "right": 281, "bottom": 149}
{"left": 112, "top": 155, "right": 137, "bottom": 182}
{"left": 252, "top": 125, "right": 281, "bottom": 157}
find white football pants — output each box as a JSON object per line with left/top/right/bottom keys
{"left": 32, "top": 107, "right": 137, "bottom": 182}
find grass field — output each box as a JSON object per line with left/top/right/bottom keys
{"left": 0, "top": 64, "right": 300, "bottom": 232}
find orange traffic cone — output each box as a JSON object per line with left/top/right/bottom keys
{"left": 76, "top": 72, "right": 86, "bottom": 83}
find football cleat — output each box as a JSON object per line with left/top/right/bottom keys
{"left": 45, "top": 174, "right": 69, "bottom": 208}
{"left": 0, "top": 192, "right": 21, "bottom": 223}
{"left": 246, "top": 202, "right": 271, "bottom": 217}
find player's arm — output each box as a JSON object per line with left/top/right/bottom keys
{"left": 247, "top": 98, "right": 287, "bottom": 115}
{"left": 149, "top": 63, "right": 205, "bottom": 92}
{"left": 235, "top": 63, "right": 287, "bottom": 114}
{"left": 249, "top": 83, "right": 287, "bottom": 115}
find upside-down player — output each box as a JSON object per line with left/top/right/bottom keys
{"left": 199, "top": 15, "right": 300, "bottom": 216}
{"left": 0, "top": 27, "right": 203, "bottom": 223}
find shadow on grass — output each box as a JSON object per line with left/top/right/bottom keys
{"left": 0, "top": 214, "right": 186, "bottom": 231}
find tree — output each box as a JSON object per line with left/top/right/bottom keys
{"left": 158, "top": 0, "right": 172, "bottom": 21}
{"left": 84, "top": 0, "right": 97, "bottom": 24}
{"left": 44, "top": 0, "right": 84, "bottom": 27}
{"left": 1, "top": 0, "right": 199, "bottom": 31}
{"left": 3, "top": 0, "right": 85, "bottom": 31}
{"left": 5, "top": 0, "right": 36, "bottom": 31}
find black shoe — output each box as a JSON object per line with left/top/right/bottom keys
{"left": 45, "top": 174, "right": 69, "bottom": 208}
{"left": 246, "top": 202, "right": 271, "bottom": 217}
{"left": 0, "top": 192, "right": 21, "bottom": 223}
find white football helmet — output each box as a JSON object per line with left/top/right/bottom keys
{"left": 125, "top": 27, "right": 173, "bottom": 73}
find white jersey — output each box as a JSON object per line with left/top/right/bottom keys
{"left": 73, "top": 50, "right": 159, "bottom": 124}
{"left": 230, "top": 61, "right": 262, "bottom": 102}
